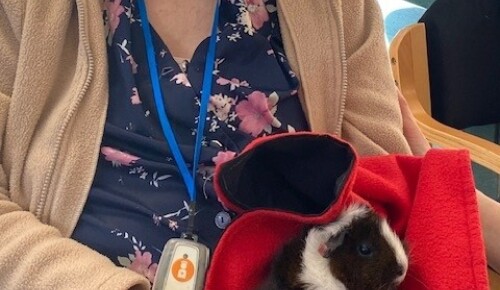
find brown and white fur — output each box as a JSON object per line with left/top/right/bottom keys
{"left": 257, "top": 204, "right": 408, "bottom": 290}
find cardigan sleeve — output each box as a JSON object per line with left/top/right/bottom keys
{"left": 0, "top": 2, "right": 149, "bottom": 289}
{"left": 339, "top": 0, "right": 413, "bottom": 156}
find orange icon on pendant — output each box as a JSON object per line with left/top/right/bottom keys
{"left": 171, "top": 254, "right": 195, "bottom": 282}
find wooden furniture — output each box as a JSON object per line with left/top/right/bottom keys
{"left": 389, "top": 22, "right": 500, "bottom": 289}
{"left": 389, "top": 23, "right": 500, "bottom": 173}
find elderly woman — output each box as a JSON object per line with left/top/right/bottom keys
{"left": 0, "top": 0, "right": 498, "bottom": 289}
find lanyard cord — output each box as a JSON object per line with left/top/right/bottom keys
{"left": 138, "top": 0, "right": 220, "bottom": 204}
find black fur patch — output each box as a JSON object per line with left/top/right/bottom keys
{"left": 327, "top": 211, "right": 403, "bottom": 290}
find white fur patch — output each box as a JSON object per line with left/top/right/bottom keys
{"left": 298, "top": 204, "right": 369, "bottom": 290}
{"left": 321, "top": 204, "right": 370, "bottom": 235}
{"left": 298, "top": 227, "right": 347, "bottom": 290}
{"left": 380, "top": 218, "right": 408, "bottom": 283}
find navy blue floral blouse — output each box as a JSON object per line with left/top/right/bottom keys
{"left": 72, "top": 0, "right": 308, "bottom": 283}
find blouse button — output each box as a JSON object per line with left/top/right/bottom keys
{"left": 215, "top": 211, "right": 232, "bottom": 229}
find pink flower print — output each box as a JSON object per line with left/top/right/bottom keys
{"left": 128, "top": 250, "right": 158, "bottom": 283}
{"left": 130, "top": 87, "right": 141, "bottom": 104}
{"left": 168, "top": 219, "right": 179, "bottom": 231}
{"left": 235, "top": 91, "right": 281, "bottom": 137}
{"left": 171, "top": 73, "right": 192, "bottom": 87}
{"left": 245, "top": 0, "right": 269, "bottom": 30}
{"left": 216, "top": 77, "right": 250, "bottom": 91}
{"left": 101, "top": 146, "right": 140, "bottom": 166}
{"left": 104, "top": 0, "right": 125, "bottom": 43}
{"left": 212, "top": 151, "right": 237, "bottom": 166}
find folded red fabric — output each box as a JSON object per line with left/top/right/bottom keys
{"left": 205, "top": 132, "right": 488, "bottom": 290}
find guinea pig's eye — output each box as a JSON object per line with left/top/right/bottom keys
{"left": 357, "top": 242, "right": 373, "bottom": 257}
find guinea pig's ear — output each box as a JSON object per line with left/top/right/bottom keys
{"left": 321, "top": 228, "right": 348, "bottom": 258}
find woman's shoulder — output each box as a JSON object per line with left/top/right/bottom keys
{"left": 0, "top": 1, "right": 79, "bottom": 42}
{"left": 0, "top": 0, "right": 78, "bottom": 89}
{"left": 0, "top": 0, "right": 28, "bottom": 41}
{"left": 278, "top": 0, "right": 383, "bottom": 35}
{"left": 0, "top": 0, "right": 29, "bottom": 93}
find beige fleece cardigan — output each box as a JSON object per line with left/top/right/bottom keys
{"left": 0, "top": 0, "right": 412, "bottom": 288}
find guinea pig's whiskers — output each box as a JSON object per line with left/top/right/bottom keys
{"left": 407, "top": 272, "right": 430, "bottom": 290}
{"left": 407, "top": 255, "right": 424, "bottom": 267}
{"left": 404, "top": 244, "right": 416, "bottom": 261}
{"left": 376, "top": 282, "right": 389, "bottom": 290}
{"left": 404, "top": 245, "right": 426, "bottom": 267}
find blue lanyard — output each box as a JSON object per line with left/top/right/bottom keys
{"left": 138, "top": 0, "right": 220, "bottom": 203}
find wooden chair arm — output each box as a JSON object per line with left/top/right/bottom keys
{"left": 491, "top": 269, "right": 500, "bottom": 290}
{"left": 404, "top": 87, "right": 500, "bottom": 173}
{"left": 389, "top": 23, "right": 500, "bottom": 174}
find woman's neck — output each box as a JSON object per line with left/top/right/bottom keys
{"left": 144, "top": 0, "right": 217, "bottom": 60}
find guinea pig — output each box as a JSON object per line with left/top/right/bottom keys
{"left": 256, "top": 204, "right": 409, "bottom": 290}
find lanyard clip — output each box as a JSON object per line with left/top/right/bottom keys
{"left": 181, "top": 201, "right": 198, "bottom": 242}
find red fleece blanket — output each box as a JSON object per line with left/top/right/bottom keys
{"left": 204, "top": 133, "right": 488, "bottom": 290}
